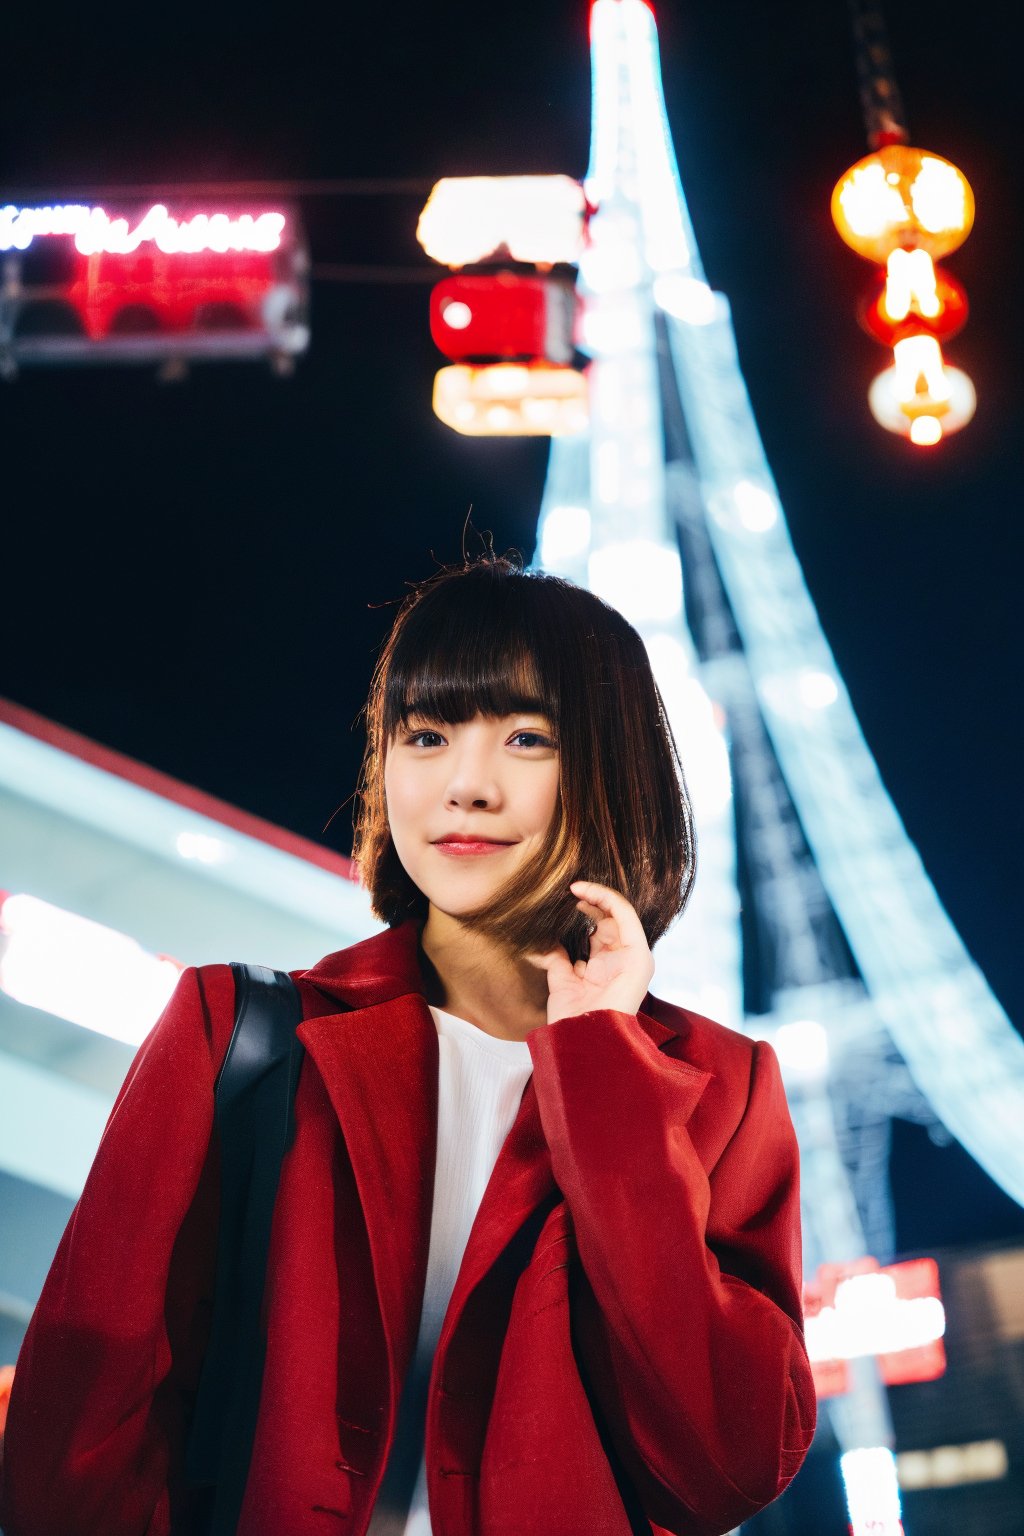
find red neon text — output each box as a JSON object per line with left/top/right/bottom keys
{"left": 1, "top": 203, "right": 286, "bottom": 256}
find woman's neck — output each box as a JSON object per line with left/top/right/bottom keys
{"left": 418, "top": 906, "right": 550, "bottom": 1041}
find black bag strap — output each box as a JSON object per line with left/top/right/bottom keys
{"left": 184, "top": 961, "right": 305, "bottom": 1534}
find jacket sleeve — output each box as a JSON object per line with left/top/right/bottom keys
{"left": 526, "top": 1009, "right": 817, "bottom": 1536}
{"left": 0, "top": 964, "right": 235, "bottom": 1536}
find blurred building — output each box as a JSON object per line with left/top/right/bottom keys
{"left": 0, "top": 695, "right": 377, "bottom": 1362}
{"left": 747, "top": 1239, "right": 1024, "bottom": 1536}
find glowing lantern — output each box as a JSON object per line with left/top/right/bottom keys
{"left": 430, "top": 273, "right": 579, "bottom": 364}
{"left": 867, "top": 334, "right": 976, "bottom": 446}
{"left": 416, "top": 176, "right": 588, "bottom": 268}
{"left": 859, "top": 252, "right": 968, "bottom": 346}
{"left": 832, "top": 145, "right": 974, "bottom": 262}
{"left": 433, "top": 362, "right": 588, "bottom": 437}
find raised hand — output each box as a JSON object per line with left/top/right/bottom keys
{"left": 524, "top": 880, "right": 655, "bottom": 1026}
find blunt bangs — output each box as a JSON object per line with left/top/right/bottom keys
{"left": 382, "top": 571, "right": 560, "bottom": 740}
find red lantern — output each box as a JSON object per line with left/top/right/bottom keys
{"left": 858, "top": 254, "right": 968, "bottom": 346}
{"left": 430, "top": 272, "right": 579, "bottom": 365}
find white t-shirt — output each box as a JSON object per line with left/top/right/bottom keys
{"left": 366, "top": 1005, "right": 535, "bottom": 1536}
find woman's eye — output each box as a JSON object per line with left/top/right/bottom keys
{"left": 510, "top": 731, "right": 556, "bottom": 749}
{"left": 406, "top": 730, "right": 445, "bottom": 748}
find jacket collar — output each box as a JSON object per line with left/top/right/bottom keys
{"left": 299, "top": 915, "right": 681, "bottom": 1050}
{"left": 299, "top": 915, "right": 429, "bottom": 1011}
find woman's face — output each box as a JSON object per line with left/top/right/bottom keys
{"left": 384, "top": 708, "right": 561, "bottom": 920}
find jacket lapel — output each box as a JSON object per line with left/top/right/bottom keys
{"left": 297, "top": 991, "right": 438, "bottom": 1398}
{"left": 294, "top": 919, "right": 688, "bottom": 1407}
{"left": 436, "top": 1064, "right": 557, "bottom": 1355}
{"left": 443, "top": 992, "right": 696, "bottom": 1331}
{"left": 296, "top": 922, "right": 434, "bottom": 1400}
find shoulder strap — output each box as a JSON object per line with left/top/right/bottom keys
{"left": 185, "top": 962, "right": 305, "bottom": 1534}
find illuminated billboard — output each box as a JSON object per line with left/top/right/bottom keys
{"left": 0, "top": 199, "right": 310, "bottom": 373}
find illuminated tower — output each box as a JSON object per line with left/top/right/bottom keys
{"left": 531, "top": 1, "right": 1024, "bottom": 1523}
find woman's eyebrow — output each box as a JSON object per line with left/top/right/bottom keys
{"left": 400, "top": 703, "right": 450, "bottom": 728}
{"left": 401, "top": 698, "right": 553, "bottom": 721}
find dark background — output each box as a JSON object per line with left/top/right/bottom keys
{"left": 2, "top": 1, "right": 1022, "bottom": 1253}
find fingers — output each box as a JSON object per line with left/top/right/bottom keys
{"left": 524, "top": 945, "right": 575, "bottom": 982}
{"left": 568, "top": 880, "right": 646, "bottom": 945}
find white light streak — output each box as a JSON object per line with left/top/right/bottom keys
{"left": 773, "top": 1019, "right": 830, "bottom": 1083}
{"left": 585, "top": 0, "right": 624, "bottom": 206}
{"left": 580, "top": 294, "right": 648, "bottom": 353}
{"left": 798, "top": 669, "right": 839, "bottom": 710}
{"left": 759, "top": 668, "right": 840, "bottom": 719}
{"left": 653, "top": 273, "right": 720, "bottom": 325}
{"left": 733, "top": 479, "right": 779, "bottom": 532}
{"left": 840, "top": 1448, "right": 903, "bottom": 1536}
{"left": 622, "top": 1, "right": 693, "bottom": 272}
{"left": 589, "top": 539, "right": 682, "bottom": 624}
{"left": 175, "top": 830, "right": 232, "bottom": 865}
{"left": 0, "top": 893, "right": 182, "bottom": 1045}
{"left": 578, "top": 226, "right": 645, "bottom": 293}
{"left": 540, "top": 504, "right": 592, "bottom": 564}
{"left": 594, "top": 439, "right": 621, "bottom": 502}
{"left": 645, "top": 633, "right": 733, "bottom": 820}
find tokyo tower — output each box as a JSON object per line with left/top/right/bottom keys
{"left": 530, "top": 0, "right": 1024, "bottom": 1514}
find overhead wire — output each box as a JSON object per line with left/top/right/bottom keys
{"left": 0, "top": 178, "right": 434, "bottom": 201}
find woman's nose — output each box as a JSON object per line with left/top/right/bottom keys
{"left": 444, "top": 751, "right": 501, "bottom": 810}
{"left": 446, "top": 780, "right": 497, "bottom": 809}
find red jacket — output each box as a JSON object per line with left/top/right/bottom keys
{"left": 0, "top": 917, "right": 816, "bottom": 1536}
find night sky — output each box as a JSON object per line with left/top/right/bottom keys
{"left": 3, "top": 1, "right": 1022, "bottom": 1253}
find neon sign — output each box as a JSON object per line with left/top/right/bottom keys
{"left": 803, "top": 1257, "right": 947, "bottom": 1398}
{"left": 0, "top": 203, "right": 286, "bottom": 256}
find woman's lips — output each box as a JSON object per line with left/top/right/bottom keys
{"left": 433, "top": 841, "right": 515, "bottom": 856}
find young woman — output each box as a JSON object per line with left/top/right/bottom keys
{"left": 0, "top": 553, "right": 816, "bottom": 1536}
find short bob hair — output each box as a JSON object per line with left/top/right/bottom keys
{"left": 352, "top": 551, "right": 696, "bottom": 965}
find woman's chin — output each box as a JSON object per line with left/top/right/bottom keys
{"left": 424, "top": 889, "right": 500, "bottom": 922}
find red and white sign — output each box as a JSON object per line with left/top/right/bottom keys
{"left": 1, "top": 202, "right": 286, "bottom": 255}
{"left": 1, "top": 199, "right": 307, "bottom": 358}
{"left": 802, "top": 1257, "right": 946, "bottom": 1398}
